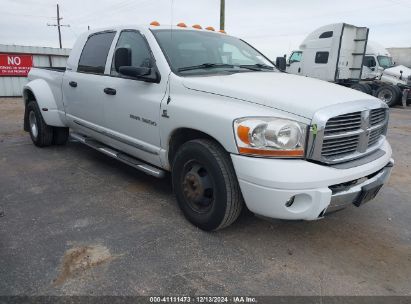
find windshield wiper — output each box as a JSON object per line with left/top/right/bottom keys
{"left": 239, "top": 63, "right": 274, "bottom": 70}
{"left": 178, "top": 63, "right": 234, "bottom": 72}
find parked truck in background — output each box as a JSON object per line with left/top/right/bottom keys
{"left": 23, "top": 23, "right": 393, "bottom": 231}
{"left": 278, "top": 23, "right": 411, "bottom": 107}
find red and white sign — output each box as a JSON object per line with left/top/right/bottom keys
{"left": 0, "top": 54, "right": 33, "bottom": 77}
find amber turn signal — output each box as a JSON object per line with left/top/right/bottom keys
{"left": 237, "top": 125, "right": 250, "bottom": 144}
{"left": 238, "top": 147, "right": 304, "bottom": 157}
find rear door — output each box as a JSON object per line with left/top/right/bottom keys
{"left": 63, "top": 31, "right": 116, "bottom": 129}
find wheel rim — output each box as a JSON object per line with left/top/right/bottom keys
{"left": 181, "top": 160, "right": 214, "bottom": 213}
{"left": 377, "top": 89, "right": 393, "bottom": 103}
{"left": 29, "top": 111, "right": 38, "bottom": 139}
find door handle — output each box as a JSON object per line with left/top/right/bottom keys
{"left": 69, "top": 81, "right": 77, "bottom": 88}
{"left": 298, "top": 67, "right": 301, "bottom": 73}
{"left": 104, "top": 88, "right": 116, "bottom": 95}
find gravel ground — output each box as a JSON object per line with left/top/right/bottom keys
{"left": 0, "top": 97, "right": 410, "bottom": 296}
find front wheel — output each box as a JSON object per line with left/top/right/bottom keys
{"left": 172, "top": 139, "right": 243, "bottom": 231}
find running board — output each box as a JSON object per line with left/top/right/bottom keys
{"left": 70, "top": 132, "right": 166, "bottom": 178}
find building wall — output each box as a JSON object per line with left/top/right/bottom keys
{"left": 387, "top": 47, "right": 411, "bottom": 68}
{"left": 0, "top": 44, "right": 71, "bottom": 97}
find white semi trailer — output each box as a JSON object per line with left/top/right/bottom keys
{"left": 277, "top": 23, "right": 411, "bottom": 107}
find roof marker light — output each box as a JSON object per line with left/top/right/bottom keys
{"left": 192, "top": 24, "right": 202, "bottom": 29}
{"left": 205, "top": 26, "right": 215, "bottom": 31}
{"left": 219, "top": 30, "right": 226, "bottom": 34}
{"left": 177, "top": 22, "right": 187, "bottom": 28}
{"left": 150, "top": 21, "right": 160, "bottom": 26}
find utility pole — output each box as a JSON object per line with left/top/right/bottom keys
{"left": 47, "top": 4, "right": 70, "bottom": 48}
{"left": 220, "top": 0, "right": 225, "bottom": 31}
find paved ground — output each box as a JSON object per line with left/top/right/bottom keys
{"left": 0, "top": 97, "right": 410, "bottom": 296}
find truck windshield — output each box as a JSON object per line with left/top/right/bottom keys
{"left": 377, "top": 56, "right": 394, "bottom": 69}
{"left": 151, "top": 29, "right": 276, "bottom": 75}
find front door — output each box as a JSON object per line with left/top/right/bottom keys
{"left": 362, "top": 55, "right": 378, "bottom": 80}
{"left": 103, "top": 30, "right": 168, "bottom": 165}
{"left": 286, "top": 51, "right": 303, "bottom": 75}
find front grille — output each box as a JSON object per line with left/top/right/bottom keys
{"left": 370, "top": 108, "right": 386, "bottom": 126}
{"left": 368, "top": 126, "right": 385, "bottom": 147}
{"left": 313, "top": 107, "right": 388, "bottom": 163}
{"left": 322, "top": 135, "right": 360, "bottom": 157}
{"left": 324, "top": 112, "right": 361, "bottom": 135}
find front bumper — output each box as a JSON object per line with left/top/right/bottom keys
{"left": 231, "top": 140, "right": 393, "bottom": 220}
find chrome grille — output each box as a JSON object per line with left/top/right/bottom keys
{"left": 322, "top": 135, "right": 359, "bottom": 157}
{"left": 324, "top": 112, "right": 362, "bottom": 135}
{"left": 368, "top": 126, "right": 385, "bottom": 147}
{"left": 307, "top": 101, "right": 389, "bottom": 165}
{"left": 370, "top": 108, "right": 386, "bottom": 126}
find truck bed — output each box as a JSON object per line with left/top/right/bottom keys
{"left": 35, "top": 66, "right": 66, "bottom": 72}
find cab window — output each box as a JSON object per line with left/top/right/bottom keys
{"left": 111, "top": 30, "right": 153, "bottom": 76}
{"left": 315, "top": 51, "right": 329, "bottom": 64}
{"left": 78, "top": 31, "right": 116, "bottom": 74}
{"left": 319, "top": 31, "right": 333, "bottom": 39}
{"left": 289, "top": 51, "right": 302, "bottom": 63}
{"left": 363, "top": 56, "right": 376, "bottom": 68}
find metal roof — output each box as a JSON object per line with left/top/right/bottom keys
{"left": 0, "top": 44, "right": 71, "bottom": 56}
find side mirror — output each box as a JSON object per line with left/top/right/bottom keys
{"left": 276, "top": 57, "right": 286, "bottom": 71}
{"left": 119, "top": 66, "right": 160, "bottom": 83}
{"left": 371, "top": 67, "right": 375, "bottom": 71}
{"left": 119, "top": 66, "right": 150, "bottom": 77}
{"left": 114, "top": 47, "right": 132, "bottom": 72}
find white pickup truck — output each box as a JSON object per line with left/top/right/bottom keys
{"left": 23, "top": 24, "right": 394, "bottom": 230}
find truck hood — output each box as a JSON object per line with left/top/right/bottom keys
{"left": 182, "top": 72, "right": 377, "bottom": 119}
{"left": 382, "top": 65, "right": 411, "bottom": 79}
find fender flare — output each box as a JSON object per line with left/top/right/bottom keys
{"left": 23, "top": 79, "right": 66, "bottom": 127}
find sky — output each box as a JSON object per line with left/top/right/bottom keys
{"left": 1, "top": 0, "right": 411, "bottom": 59}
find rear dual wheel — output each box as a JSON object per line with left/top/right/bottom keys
{"left": 172, "top": 139, "right": 243, "bottom": 231}
{"left": 27, "top": 100, "right": 69, "bottom": 147}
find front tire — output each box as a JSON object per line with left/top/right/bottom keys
{"left": 27, "top": 101, "right": 53, "bottom": 147}
{"left": 172, "top": 139, "right": 243, "bottom": 231}
{"left": 375, "top": 85, "right": 400, "bottom": 107}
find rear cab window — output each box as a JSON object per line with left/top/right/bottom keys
{"left": 78, "top": 31, "right": 116, "bottom": 74}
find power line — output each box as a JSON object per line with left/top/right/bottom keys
{"left": 47, "top": 4, "right": 70, "bottom": 49}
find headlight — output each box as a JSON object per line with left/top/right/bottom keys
{"left": 234, "top": 117, "right": 307, "bottom": 157}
